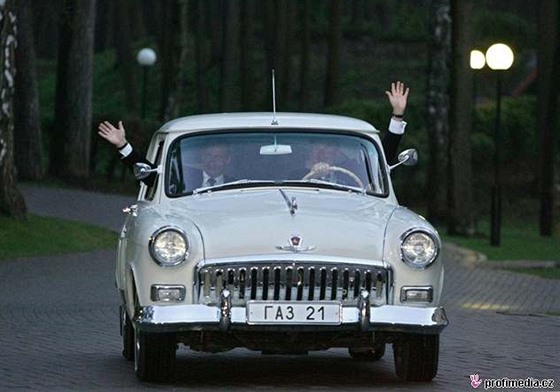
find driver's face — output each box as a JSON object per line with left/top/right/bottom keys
{"left": 308, "top": 143, "right": 338, "bottom": 165}
{"left": 201, "top": 145, "right": 230, "bottom": 177}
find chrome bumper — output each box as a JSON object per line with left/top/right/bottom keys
{"left": 133, "top": 290, "right": 448, "bottom": 335}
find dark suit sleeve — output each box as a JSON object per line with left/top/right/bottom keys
{"left": 382, "top": 132, "right": 403, "bottom": 164}
{"left": 119, "top": 147, "right": 156, "bottom": 186}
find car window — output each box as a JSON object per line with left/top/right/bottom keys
{"left": 166, "top": 131, "right": 388, "bottom": 197}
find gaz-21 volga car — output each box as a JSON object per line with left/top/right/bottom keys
{"left": 117, "top": 112, "right": 448, "bottom": 382}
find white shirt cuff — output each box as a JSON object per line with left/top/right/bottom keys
{"left": 118, "top": 143, "right": 133, "bottom": 157}
{"left": 388, "top": 118, "right": 407, "bottom": 135}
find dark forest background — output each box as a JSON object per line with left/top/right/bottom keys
{"left": 0, "top": 0, "right": 558, "bottom": 239}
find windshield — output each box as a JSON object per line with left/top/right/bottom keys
{"left": 165, "top": 131, "right": 388, "bottom": 197}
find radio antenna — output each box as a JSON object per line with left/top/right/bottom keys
{"left": 271, "top": 69, "right": 278, "bottom": 125}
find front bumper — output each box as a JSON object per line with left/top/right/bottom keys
{"left": 133, "top": 290, "right": 448, "bottom": 335}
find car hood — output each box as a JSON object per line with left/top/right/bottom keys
{"left": 162, "top": 188, "right": 398, "bottom": 261}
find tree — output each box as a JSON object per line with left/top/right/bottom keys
{"left": 14, "top": 0, "right": 44, "bottom": 180}
{"left": 194, "top": 0, "right": 210, "bottom": 112}
{"left": 50, "top": 0, "right": 97, "bottom": 181}
{"left": 220, "top": 0, "right": 240, "bottom": 112}
{"left": 537, "top": 0, "right": 559, "bottom": 237}
{"left": 240, "top": 0, "right": 255, "bottom": 110}
{"left": 447, "top": 0, "right": 475, "bottom": 235}
{"left": 299, "top": 0, "right": 311, "bottom": 111}
{"left": 0, "top": 0, "right": 27, "bottom": 218}
{"left": 426, "top": 0, "right": 451, "bottom": 224}
{"left": 324, "top": 0, "right": 343, "bottom": 107}
{"left": 160, "top": 0, "right": 189, "bottom": 122}
{"left": 114, "top": 0, "right": 138, "bottom": 115}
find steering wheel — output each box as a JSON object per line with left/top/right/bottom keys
{"left": 302, "top": 163, "right": 364, "bottom": 188}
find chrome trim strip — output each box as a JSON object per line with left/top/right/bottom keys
{"left": 197, "top": 254, "right": 389, "bottom": 269}
{"left": 133, "top": 304, "right": 448, "bottom": 333}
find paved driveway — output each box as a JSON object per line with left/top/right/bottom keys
{"left": 0, "top": 186, "right": 558, "bottom": 391}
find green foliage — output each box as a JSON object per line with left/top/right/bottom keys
{"left": 0, "top": 215, "right": 117, "bottom": 260}
{"left": 473, "top": 8, "right": 535, "bottom": 52}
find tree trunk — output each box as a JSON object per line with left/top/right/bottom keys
{"left": 194, "top": 0, "right": 210, "bottom": 112}
{"left": 240, "top": 0, "right": 255, "bottom": 110}
{"left": 50, "top": 0, "right": 96, "bottom": 181}
{"left": 114, "top": 0, "right": 138, "bottom": 115}
{"left": 14, "top": 0, "right": 44, "bottom": 181}
{"left": 324, "top": 0, "right": 343, "bottom": 107}
{"left": 426, "top": 0, "right": 451, "bottom": 224}
{"left": 537, "top": 0, "right": 559, "bottom": 237}
{"left": 160, "top": 0, "right": 189, "bottom": 122}
{"left": 220, "top": 0, "right": 240, "bottom": 112}
{"left": 448, "top": 0, "right": 475, "bottom": 235}
{"left": 0, "top": 0, "right": 27, "bottom": 218}
{"left": 299, "top": 0, "right": 311, "bottom": 111}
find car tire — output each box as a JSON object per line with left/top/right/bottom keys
{"left": 348, "top": 343, "right": 386, "bottom": 361}
{"left": 134, "top": 329, "right": 177, "bottom": 382}
{"left": 393, "top": 334, "right": 439, "bottom": 382}
{"left": 120, "top": 305, "right": 134, "bottom": 361}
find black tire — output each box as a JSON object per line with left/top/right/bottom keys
{"left": 120, "top": 306, "right": 134, "bottom": 361}
{"left": 348, "top": 343, "right": 386, "bottom": 361}
{"left": 134, "top": 329, "right": 177, "bottom": 382}
{"left": 393, "top": 334, "right": 439, "bottom": 382}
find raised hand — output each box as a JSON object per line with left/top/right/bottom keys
{"left": 385, "top": 81, "right": 409, "bottom": 116}
{"left": 98, "top": 121, "right": 127, "bottom": 148}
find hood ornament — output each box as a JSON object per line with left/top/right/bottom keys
{"left": 279, "top": 189, "right": 297, "bottom": 215}
{"left": 276, "top": 234, "right": 316, "bottom": 253}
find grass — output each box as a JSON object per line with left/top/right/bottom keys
{"left": 0, "top": 215, "right": 117, "bottom": 260}
{"left": 441, "top": 218, "right": 560, "bottom": 279}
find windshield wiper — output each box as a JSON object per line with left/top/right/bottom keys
{"left": 278, "top": 180, "right": 365, "bottom": 194}
{"left": 193, "top": 179, "right": 276, "bottom": 194}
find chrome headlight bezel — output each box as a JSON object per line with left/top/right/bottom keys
{"left": 399, "top": 229, "right": 440, "bottom": 269}
{"left": 148, "top": 226, "right": 189, "bottom": 267}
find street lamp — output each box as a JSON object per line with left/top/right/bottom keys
{"left": 485, "top": 43, "right": 514, "bottom": 246}
{"left": 470, "top": 50, "right": 486, "bottom": 70}
{"left": 470, "top": 50, "right": 486, "bottom": 105}
{"left": 137, "top": 48, "right": 157, "bottom": 119}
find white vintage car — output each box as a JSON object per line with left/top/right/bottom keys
{"left": 117, "top": 112, "right": 447, "bottom": 382}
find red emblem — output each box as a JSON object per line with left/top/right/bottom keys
{"left": 290, "top": 235, "right": 302, "bottom": 247}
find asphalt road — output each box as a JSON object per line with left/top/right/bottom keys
{"left": 0, "top": 185, "right": 558, "bottom": 391}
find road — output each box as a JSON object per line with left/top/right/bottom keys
{"left": 0, "top": 185, "right": 558, "bottom": 391}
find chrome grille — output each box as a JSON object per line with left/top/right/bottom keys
{"left": 196, "top": 262, "right": 389, "bottom": 306}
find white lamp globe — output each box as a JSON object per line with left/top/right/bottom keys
{"left": 137, "top": 48, "right": 157, "bottom": 67}
{"left": 485, "top": 43, "right": 514, "bottom": 70}
{"left": 470, "top": 50, "right": 486, "bottom": 70}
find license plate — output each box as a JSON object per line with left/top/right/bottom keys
{"left": 246, "top": 301, "right": 341, "bottom": 325}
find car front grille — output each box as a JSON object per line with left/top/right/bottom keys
{"left": 196, "top": 262, "right": 389, "bottom": 306}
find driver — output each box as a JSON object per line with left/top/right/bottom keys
{"left": 298, "top": 140, "right": 365, "bottom": 187}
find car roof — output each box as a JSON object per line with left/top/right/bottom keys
{"left": 158, "top": 112, "right": 379, "bottom": 135}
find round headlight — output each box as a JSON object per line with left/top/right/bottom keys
{"left": 149, "top": 227, "right": 189, "bottom": 266}
{"left": 400, "top": 230, "right": 439, "bottom": 269}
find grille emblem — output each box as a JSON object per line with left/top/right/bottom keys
{"left": 276, "top": 234, "right": 316, "bottom": 253}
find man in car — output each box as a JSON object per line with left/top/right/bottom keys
{"left": 98, "top": 81, "right": 409, "bottom": 186}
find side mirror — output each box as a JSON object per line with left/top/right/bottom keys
{"left": 133, "top": 163, "right": 157, "bottom": 179}
{"left": 388, "top": 148, "right": 418, "bottom": 171}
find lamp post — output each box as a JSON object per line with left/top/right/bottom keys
{"left": 136, "top": 48, "right": 157, "bottom": 120}
{"left": 485, "top": 43, "right": 514, "bottom": 246}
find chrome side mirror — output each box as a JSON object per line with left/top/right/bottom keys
{"left": 388, "top": 148, "right": 418, "bottom": 171}
{"left": 133, "top": 163, "right": 158, "bottom": 179}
